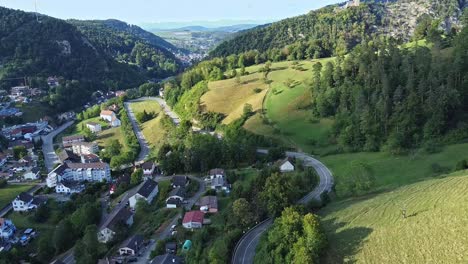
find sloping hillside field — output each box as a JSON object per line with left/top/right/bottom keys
{"left": 320, "top": 172, "right": 468, "bottom": 263}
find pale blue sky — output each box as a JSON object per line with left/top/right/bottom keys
{"left": 0, "top": 0, "right": 342, "bottom": 26}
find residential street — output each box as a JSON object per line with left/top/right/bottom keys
{"left": 134, "top": 175, "right": 205, "bottom": 263}
{"left": 41, "top": 120, "right": 74, "bottom": 172}
{"left": 124, "top": 102, "right": 150, "bottom": 163}
{"left": 231, "top": 151, "right": 334, "bottom": 264}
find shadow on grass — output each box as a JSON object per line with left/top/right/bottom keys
{"left": 97, "top": 133, "right": 115, "bottom": 140}
{"left": 241, "top": 78, "right": 260, "bottom": 84}
{"left": 322, "top": 218, "right": 373, "bottom": 264}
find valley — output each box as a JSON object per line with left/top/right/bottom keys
{"left": 0, "top": 0, "right": 467, "bottom": 264}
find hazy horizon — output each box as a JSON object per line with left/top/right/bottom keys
{"left": 0, "top": 0, "right": 343, "bottom": 25}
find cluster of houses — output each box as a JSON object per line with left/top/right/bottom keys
{"left": 0, "top": 125, "right": 45, "bottom": 182}
{"left": 6, "top": 85, "right": 43, "bottom": 104}
{"left": 45, "top": 134, "right": 111, "bottom": 194}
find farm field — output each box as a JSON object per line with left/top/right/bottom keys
{"left": 320, "top": 171, "right": 468, "bottom": 264}
{"left": 0, "top": 184, "right": 35, "bottom": 209}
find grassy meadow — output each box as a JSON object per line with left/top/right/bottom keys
{"left": 201, "top": 72, "right": 268, "bottom": 124}
{"left": 129, "top": 100, "right": 168, "bottom": 150}
{"left": 0, "top": 184, "right": 35, "bottom": 209}
{"left": 320, "top": 171, "right": 468, "bottom": 264}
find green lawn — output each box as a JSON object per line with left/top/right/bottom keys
{"left": 320, "top": 171, "right": 468, "bottom": 264}
{"left": 129, "top": 100, "right": 162, "bottom": 120}
{"left": 96, "top": 127, "right": 127, "bottom": 151}
{"left": 129, "top": 100, "right": 168, "bottom": 150}
{"left": 0, "top": 184, "right": 35, "bottom": 209}
{"left": 322, "top": 143, "right": 468, "bottom": 197}
{"left": 71, "top": 117, "right": 109, "bottom": 134}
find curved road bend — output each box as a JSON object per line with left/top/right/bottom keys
{"left": 232, "top": 151, "right": 334, "bottom": 264}
{"left": 42, "top": 120, "right": 75, "bottom": 172}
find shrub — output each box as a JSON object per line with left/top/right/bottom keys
{"left": 253, "top": 88, "right": 262, "bottom": 93}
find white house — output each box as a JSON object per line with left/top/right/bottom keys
{"left": 141, "top": 161, "right": 156, "bottom": 178}
{"left": 118, "top": 235, "right": 144, "bottom": 256}
{"left": 100, "top": 110, "right": 121, "bottom": 127}
{"left": 128, "top": 180, "right": 159, "bottom": 209}
{"left": 208, "top": 168, "right": 230, "bottom": 193}
{"left": 165, "top": 187, "right": 185, "bottom": 209}
{"left": 55, "top": 182, "right": 85, "bottom": 194}
{"left": 12, "top": 193, "right": 36, "bottom": 212}
{"left": 98, "top": 207, "right": 134, "bottom": 243}
{"left": 72, "top": 142, "right": 99, "bottom": 155}
{"left": 23, "top": 167, "right": 40, "bottom": 180}
{"left": 0, "top": 218, "right": 16, "bottom": 240}
{"left": 279, "top": 158, "right": 295, "bottom": 173}
{"left": 182, "top": 211, "right": 204, "bottom": 229}
{"left": 86, "top": 122, "right": 102, "bottom": 133}
{"left": 47, "top": 162, "right": 111, "bottom": 188}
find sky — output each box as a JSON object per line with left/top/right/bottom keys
{"left": 0, "top": 0, "right": 342, "bottom": 27}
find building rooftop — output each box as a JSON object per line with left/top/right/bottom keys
{"left": 136, "top": 179, "right": 158, "bottom": 198}
{"left": 182, "top": 211, "right": 204, "bottom": 224}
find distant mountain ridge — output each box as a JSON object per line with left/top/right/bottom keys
{"left": 68, "top": 19, "right": 183, "bottom": 78}
{"left": 156, "top": 24, "right": 260, "bottom": 33}
{"left": 211, "top": 0, "right": 466, "bottom": 57}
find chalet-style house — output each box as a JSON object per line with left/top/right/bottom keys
{"left": 141, "top": 161, "right": 156, "bottom": 179}
{"left": 86, "top": 122, "right": 102, "bottom": 133}
{"left": 55, "top": 181, "right": 85, "bottom": 194}
{"left": 72, "top": 142, "right": 99, "bottom": 155}
{"left": 128, "top": 180, "right": 159, "bottom": 209}
{"left": 12, "top": 192, "right": 39, "bottom": 212}
{"left": 166, "top": 187, "right": 185, "bottom": 209}
{"left": 118, "top": 234, "right": 144, "bottom": 256}
{"left": 98, "top": 207, "right": 134, "bottom": 243}
{"left": 182, "top": 211, "right": 204, "bottom": 229}
{"left": 278, "top": 157, "right": 295, "bottom": 173}
{"left": 208, "top": 168, "right": 230, "bottom": 193}
{"left": 198, "top": 196, "right": 218, "bottom": 213}
{"left": 171, "top": 176, "right": 189, "bottom": 188}
{"left": 100, "top": 110, "right": 121, "bottom": 127}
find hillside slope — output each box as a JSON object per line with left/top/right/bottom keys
{"left": 320, "top": 171, "right": 468, "bottom": 263}
{"left": 68, "top": 19, "right": 183, "bottom": 78}
{"left": 211, "top": 0, "right": 465, "bottom": 57}
{"left": 0, "top": 7, "right": 142, "bottom": 85}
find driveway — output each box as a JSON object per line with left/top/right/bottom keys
{"left": 41, "top": 121, "right": 74, "bottom": 172}
{"left": 231, "top": 151, "right": 334, "bottom": 264}
{"left": 123, "top": 102, "right": 150, "bottom": 163}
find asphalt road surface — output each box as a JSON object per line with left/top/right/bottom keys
{"left": 231, "top": 151, "right": 334, "bottom": 264}
{"left": 124, "top": 102, "right": 150, "bottom": 163}
{"left": 41, "top": 121, "right": 74, "bottom": 172}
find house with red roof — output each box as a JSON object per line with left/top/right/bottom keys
{"left": 182, "top": 211, "right": 205, "bottom": 229}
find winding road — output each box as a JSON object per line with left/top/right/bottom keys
{"left": 231, "top": 151, "right": 334, "bottom": 264}
{"left": 41, "top": 120, "right": 74, "bottom": 172}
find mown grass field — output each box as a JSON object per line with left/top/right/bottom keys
{"left": 129, "top": 100, "right": 168, "bottom": 150}
{"left": 240, "top": 59, "right": 336, "bottom": 154}
{"left": 0, "top": 184, "right": 35, "bottom": 209}
{"left": 322, "top": 143, "right": 468, "bottom": 196}
{"left": 320, "top": 171, "right": 468, "bottom": 264}
{"left": 201, "top": 72, "right": 268, "bottom": 124}
{"left": 95, "top": 127, "right": 127, "bottom": 151}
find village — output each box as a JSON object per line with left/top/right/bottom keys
{"left": 0, "top": 78, "right": 301, "bottom": 264}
